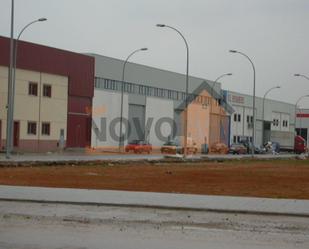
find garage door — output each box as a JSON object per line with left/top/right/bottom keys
{"left": 128, "top": 104, "right": 145, "bottom": 142}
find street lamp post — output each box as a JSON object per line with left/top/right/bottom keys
{"left": 294, "top": 74, "right": 309, "bottom": 81}
{"left": 6, "top": 0, "right": 15, "bottom": 159}
{"left": 10, "top": 18, "right": 47, "bottom": 152}
{"left": 210, "top": 73, "right": 232, "bottom": 143}
{"left": 12, "top": 18, "right": 47, "bottom": 107}
{"left": 229, "top": 50, "right": 256, "bottom": 157}
{"left": 262, "top": 86, "right": 281, "bottom": 145}
{"left": 118, "top": 48, "right": 148, "bottom": 152}
{"left": 294, "top": 75, "right": 309, "bottom": 138}
{"left": 210, "top": 73, "right": 232, "bottom": 111}
{"left": 156, "top": 24, "right": 189, "bottom": 158}
{"left": 294, "top": 95, "right": 309, "bottom": 138}
{"left": 6, "top": 9, "right": 47, "bottom": 158}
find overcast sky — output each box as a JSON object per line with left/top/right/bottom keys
{"left": 1, "top": 0, "right": 309, "bottom": 107}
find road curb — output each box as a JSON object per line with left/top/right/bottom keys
{"left": 0, "top": 154, "right": 305, "bottom": 167}
{"left": 1, "top": 197, "right": 309, "bottom": 218}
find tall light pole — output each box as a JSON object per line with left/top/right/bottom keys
{"left": 6, "top": 0, "right": 15, "bottom": 159}
{"left": 156, "top": 24, "right": 189, "bottom": 158}
{"left": 229, "top": 50, "right": 256, "bottom": 157}
{"left": 294, "top": 95, "right": 309, "bottom": 137}
{"left": 118, "top": 48, "right": 148, "bottom": 152}
{"left": 13, "top": 18, "right": 47, "bottom": 99}
{"left": 210, "top": 73, "right": 232, "bottom": 144}
{"left": 294, "top": 73, "right": 309, "bottom": 138}
{"left": 211, "top": 73, "right": 232, "bottom": 97}
{"left": 6, "top": 17, "right": 47, "bottom": 158}
{"left": 262, "top": 86, "right": 281, "bottom": 145}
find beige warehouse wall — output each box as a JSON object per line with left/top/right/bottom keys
{"left": 0, "top": 66, "right": 68, "bottom": 142}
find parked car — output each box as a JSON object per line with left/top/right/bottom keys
{"left": 210, "top": 142, "right": 229, "bottom": 154}
{"left": 228, "top": 143, "right": 247, "bottom": 154}
{"left": 160, "top": 141, "right": 183, "bottom": 154}
{"left": 239, "top": 139, "right": 266, "bottom": 154}
{"left": 125, "top": 140, "right": 152, "bottom": 154}
{"left": 160, "top": 141, "right": 198, "bottom": 154}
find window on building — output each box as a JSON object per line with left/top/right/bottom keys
{"left": 247, "top": 115, "right": 249, "bottom": 123}
{"left": 282, "top": 120, "right": 289, "bottom": 127}
{"left": 104, "top": 79, "right": 109, "bottom": 89}
{"left": 43, "top": 84, "right": 52, "bottom": 97}
{"left": 167, "top": 90, "right": 173, "bottom": 99}
{"left": 42, "top": 122, "right": 50, "bottom": 136}
{"left": 250, "top": 116, "right": 253, "bottom": 123}
{"left": 28, "top": 82, "right": 38, "bottom": 96}
{"left": 234, "top": 114, "right": 237, "bottom": 122}
{"left": 145, "top": 86, "right": 151, "bottom": 96}
{"left": 233, "top": 136, "right": 237, "bottom": 143}
{"left": 249, "top": 137, "right": 253, "bottom": 142}
{"left": 273, "top": 119, "right": 280, "bottom": 127}
{"left": 237, "top": 136, "right": 241, "bottom": 143}
{"left": 238, "top": 114, "right": 241, "bottom": 122}
{"left": 27, "top": 122, "right": 37, "bottom": 135}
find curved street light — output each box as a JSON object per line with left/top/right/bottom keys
{"left": 229, "top": 50, "right": 256, "bottom": 157}
{"left": 6, "top": 17, "right": 47, "bottom": 158}
{"left": 210, "top": 73, "right": 232, "bottom": 144}
{"left": 156, "top": 24, "right": 189, "bottom": 158}
{"left": 293, "top": 75, "right": 309, "bottom": 138}
{"left": 294, "top": 74, "right": 309, "bottom": 81}
{"left": 262, "top": 86, "right": 281, "bottom": 144}
{"left": 294, "top": 95, "right": 309, "bottom": 138}
{"left": 118, "top": 48, "right": 148, "bottom": 152}
{"left": 211, "top": 73, "right": 232, "bottom": 98}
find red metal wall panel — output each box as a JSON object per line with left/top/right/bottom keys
{"left": 67, "top": 115, "right": 91, "bottom": 148}
{"left": 297, "top": 114, "right": 309, "bottom": 118}
{"left": 0, "top": 36, "right": 94, "bottom": 148}
{"left": 68, "top": 95, "right": 92, "bottom": 115}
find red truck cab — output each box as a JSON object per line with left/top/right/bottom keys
{"left": 294, "top": 135, "right": 307, "bottom": 154}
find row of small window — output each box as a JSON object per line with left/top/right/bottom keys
{"left": 28, "top": 82, "right": 52, "bottom": 97}
{"left": 233, "top": 136, "right": 253, "bottom": 143}
{"left": 233, "top": 114, "right": 253, "bottom": 123}
{"left": 27, "top": 122, "right": 50, "bottom": 136}
{"left": 273, "top": 119, "right": 289, "bottom": 127}
{"left": 95, "top": 77, "right": 211, "bottom": 105}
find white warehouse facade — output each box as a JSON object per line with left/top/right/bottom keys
{"left": 224, "top": 90, "right": 296, "bottom": 149}
{"left": 89, "top": 53, "right": 296, "bottom": 151}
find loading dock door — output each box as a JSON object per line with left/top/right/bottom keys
{"left": 128, "top": 104, "right": 145, "bottom": 142}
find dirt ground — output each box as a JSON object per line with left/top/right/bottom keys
{"left": 1, "top": 159, "right": 309, "bottom": 199}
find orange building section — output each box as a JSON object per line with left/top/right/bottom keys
{"left": 184, "top": 89, "right": 228, "bottom": 151}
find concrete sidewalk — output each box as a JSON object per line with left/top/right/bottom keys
{"left": 1, "top": 185, "right": 309, "bottom": 217}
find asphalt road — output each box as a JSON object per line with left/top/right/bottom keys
{"left": 1, "top": 201, "right": 309, "bottom": 249}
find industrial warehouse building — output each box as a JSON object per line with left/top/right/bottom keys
{"left": 225, "top": 91, "right": 296, "bottom": 149}
{"left": 90, "top": 53, "right": 297, "bottom": 151}
{"left": 0, "top": 36, "right": 94, "bottom": 152}
{"left": 0, "top": 36, "right": 300, "bottom": 152}
{"left": 90, "top": 53, "right": 233, "bottom": 151}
